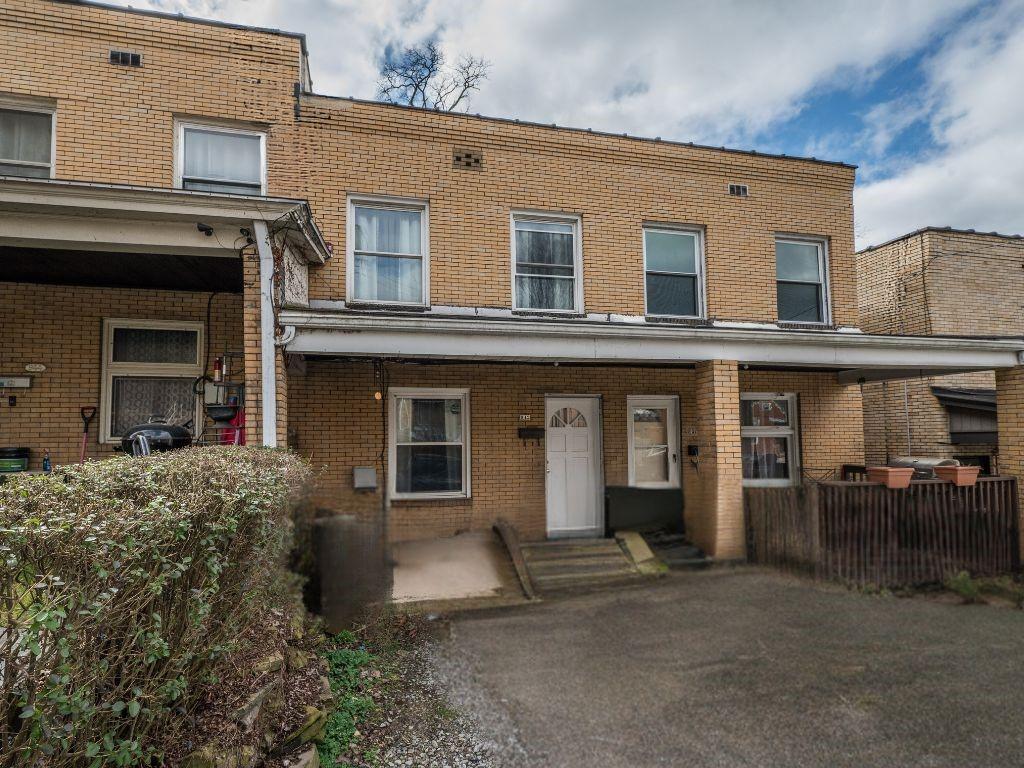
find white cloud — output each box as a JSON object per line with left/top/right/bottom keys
{"left": 855, "top": 0, "right": 1024, "bottom": 247}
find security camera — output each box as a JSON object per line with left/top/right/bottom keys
{"left": 197, "top": 223, "right": 214, "bottom": 237}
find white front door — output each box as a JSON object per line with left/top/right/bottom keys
{"left": 545, "top": 396, "right": 603, "bottom": 538}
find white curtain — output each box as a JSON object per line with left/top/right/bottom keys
{"left": 0, "top": 109, "right": 51, "bottom": 164}
{"left": 354, "top": 207, "right": 421, "bottom": 254}
{"left": 183, "top": 128, "right": 260, "bottom": 183}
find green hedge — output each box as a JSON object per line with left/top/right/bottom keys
{"left": 0, "top": 447, "right": 312, "bottom": 767}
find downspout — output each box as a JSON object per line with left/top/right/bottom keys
{"left": 252, "top": 219, "right": 278, "bottom": 448}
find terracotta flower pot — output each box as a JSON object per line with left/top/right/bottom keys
{"left": 934, "top": 465, "right": 981, "bottom": 487}
{"left": 866, "top": 466, "right": 915, "bottom": 489}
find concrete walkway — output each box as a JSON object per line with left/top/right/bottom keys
{"left": 391, "top": 531, "right": 521, "bottom": 604}
{"left": 433, "top": 568, "right": 1024, "bottom": 767}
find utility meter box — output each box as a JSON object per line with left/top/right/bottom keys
{"left": 353, "top": 466, "right": 377, "bottom": 490}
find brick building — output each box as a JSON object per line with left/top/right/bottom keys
{"left": 3, "top": 0, "right": 1023, "bottom": 560}
{"left": 857, "top": 227, "right": 1024, "bottom": 471}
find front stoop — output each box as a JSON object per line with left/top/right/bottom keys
{"left": 519, "top": 537, "right": 661, "bottom": 595}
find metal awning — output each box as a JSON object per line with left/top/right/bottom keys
{"left": 279, "top": 307, "right": 1024, "bottom": 379}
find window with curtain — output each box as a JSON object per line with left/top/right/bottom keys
{"left": 776, "top": 238, "right": 827, "bottom": 323}
{"left": 101, "top": 321, "right": 203, "bottom": 442}
{"left": 180, "top": 125, "right": 263, "bottom": 194}
{"left": 0, "top": 107, "right": 53, "bottom": 178}
{"left": 390, "top": 389, "right": 470, "bottom": 497}
{"left": 740, "top": 393, "right": 799, "bottom": 486}
{"left": 351, "top": 202, "right": 425, "bottom": 304}
{"left": 644, "top": 228, "right": 702, "bottom": 317}
{"left": 513, "top": 216, "right": 579, "bottom": 312}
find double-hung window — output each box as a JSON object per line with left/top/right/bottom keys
{"left": 177, "top": 122, "right": 265, "bottom": 195}
{"left": 0, "top": 105, "right": 54, "bottom": 178}
{"left": 348, "top": 197, "right": 428, "bottom": 305}
{"left": 740, "top": 393, "right": 800, "bottom": 486}
{"left": 100, "top": 319, "right": 204, "bottom": 443}
{"left": 644, "top": 227, "right": 703, "bottom": 317}
{"left": 389, "top": 388, "right": 470, "bottom": 498}
{"left": 512, "top": 213, "right": 582, "bottom": 313}
{"left": 776, "top": 237, "right": 828, "bottom": 323}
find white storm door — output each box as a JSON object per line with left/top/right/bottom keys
{"left": 545, "top": 396, "right": 603, "bottom": 538}
{"left": 627, "top": 395, "right": 681, "bottom": 488}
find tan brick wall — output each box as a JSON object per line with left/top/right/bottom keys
{"left": 0, "top": 0, "right": 306, "bottom": 196}
{"left": 288, "top": 360, "right": 863, "bottom": 548}
{"left": 4, "top": 2, "right": 858, "bottom": 328}
{"left": 298, "top": 96, "right": 858, "bottom": 325}
{"left": 858, "top": 230, "right": 1022, "bottom": 465}
{"left": 996, "top": 366, "right": 1024, "bottom": 552}
{"left": 0, "top": 282, "right": 242, "bottom": 469}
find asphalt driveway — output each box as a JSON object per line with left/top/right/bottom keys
{"left": 432, "top": 568, "right": 1024, "bottom": 767}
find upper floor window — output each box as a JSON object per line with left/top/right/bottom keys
{"left": 512, "top": 213, "right": 582, "bottom": 313}
{"left": 644, "top": 227, "right": 704, "bottom": 318}
{"left": 347, "top": 196, "right": 428, "bottom": 306}
{"left": 776, "top": 237, "right": 828, "bottom": 324}
{"left": 176, "top": 122, "right": 265, "bottom": 195}
{"left": 0, "top": 106, "right": 54, "bottom": 178}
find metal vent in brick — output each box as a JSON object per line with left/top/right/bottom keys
{"left": 728, "top": 183, "right": 749, "bottom": 197}
{"left": 453, "top": 149, "right": 483, "bottom": 170}
{"left": 109, "top": 50, "right": 142, "bottom": 67}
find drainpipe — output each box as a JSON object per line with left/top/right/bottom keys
{"left": 252, "top": 219, "right": 278, "bottom": 448}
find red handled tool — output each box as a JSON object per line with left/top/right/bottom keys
{"left": 79, "top": 406, "right": 97, "bottom": 464}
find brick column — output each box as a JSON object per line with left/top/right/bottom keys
{"left": 996, "top": 366, "right": 1024, "bottom": 553}
{"left": 242, "top": 249, "right": 264, "bottom": 446}
{"left": 691, "top": 360, "right": 745, "bottom": 560}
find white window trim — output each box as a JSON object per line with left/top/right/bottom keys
{"left": 346, "top": 194, "right": 430, "bottom": 308}
{"left": 173, "top": 119, "right": 267, "bottom": 195}
{"left": 642, "top": 224, "right": 706, "bottom": 319}
{"left": 775, "top": 234, "right": 831, "bottom": 326}
{"left": 740, "top": 392, "right": 801, "bottom": 487}
{"left": 99, "top": 318, "right": 205, "bottom": 444}
{"left": 510, "top": 210, "right": 584, "bottom": 314}
{"left": 627, "top": 394, "right": 681, "bottom": 489}
{"left": 0, "top": 97, "right": 56, "bottom": 179}
{"left": 388, "top": 387, "right": 471, "bottom": 500}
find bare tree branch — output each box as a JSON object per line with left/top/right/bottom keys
{"left": 377, "top": 42, "right": 491, "bottom": 112}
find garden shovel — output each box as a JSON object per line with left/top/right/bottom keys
{"left": 79, "top": 406, "right": 97, "bottom": 464}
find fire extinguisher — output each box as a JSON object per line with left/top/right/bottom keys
{"left": 213, "top": 356, "right": 223, "bottom": 384}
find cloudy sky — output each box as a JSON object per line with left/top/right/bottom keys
{"left": 110, "top": 0, "right": 1024, "bottom": 248}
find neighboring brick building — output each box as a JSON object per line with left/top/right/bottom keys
{"left": 857, "top": 228, "right": 1024, "bottom": 470}
{"left": 3, "top": 0, "right": 1022, "bottom": 560}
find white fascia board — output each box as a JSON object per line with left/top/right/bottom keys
{"left": 0, "top": 176, "right": 306, "bottom": 223}
{"left": 278, "top": 311, "right": 1024, "bottom": 371}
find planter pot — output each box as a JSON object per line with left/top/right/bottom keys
{"left": 866, "top": 466, "right": 915, "bottom": 489}
{"left": 934, "top": 465, "right": 981, "bottom": 487}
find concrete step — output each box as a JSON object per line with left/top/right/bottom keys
{"left": 519, "top": 537, "right": 647, "bottom": 595}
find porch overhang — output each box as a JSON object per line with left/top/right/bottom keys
{"left": 279, "top": 309, "right": 1024, "bottom": 380}
{"left": 0, "top": 176, "right": 330, "bottom": 263}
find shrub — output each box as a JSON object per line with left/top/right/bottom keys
{"left": 944, "top": 570, "right": 983, "bottom": 603}
{"left": 0, "top": 446, "right": 311, "bottom": 767}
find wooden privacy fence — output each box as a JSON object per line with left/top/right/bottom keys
{"left": 745, "top": 478, "right": 1021, "bottom": 587}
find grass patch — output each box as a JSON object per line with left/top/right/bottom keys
{"left": 318, "top": 630, "right": 378, "bottom": 767}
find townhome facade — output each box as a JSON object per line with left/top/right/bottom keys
{"left": 858, "top": 227, "right": 1024, "bottom": 471}
{"left": 3, "top": 0, "right": 1024, "bottom": 561}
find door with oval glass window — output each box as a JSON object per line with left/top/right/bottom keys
{"left": 544, "top": 396, "right": 603, "bottom": 538}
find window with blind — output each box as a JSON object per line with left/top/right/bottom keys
{"left": 512, "top": 214, "right": 582, "bottom": 312}
{"left": 643, "top": 227, "right": 704, "bottom": 317}
{"left": 0, "top": 107, "right": 53, "bottom": 178}
{"left": 100, "top": 320, "right": 204, "bottom": 442}
{"left": 776, "top": 238, "right": 828, "bottom": 324}
{"left": 177, "top": 123, "right": 264, "bottom": 195}
{"left": 389, "top": 388, "right": 470, "bottom": 498}
{"left": 348, "top": 198, "right": 428, "bottom": 305}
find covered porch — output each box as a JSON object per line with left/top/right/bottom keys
{"left": 0, "top": 177, "right": 327, "bottom": 469}
{"left": 280, "top": 308, "right": 1024, "bottom": 560}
